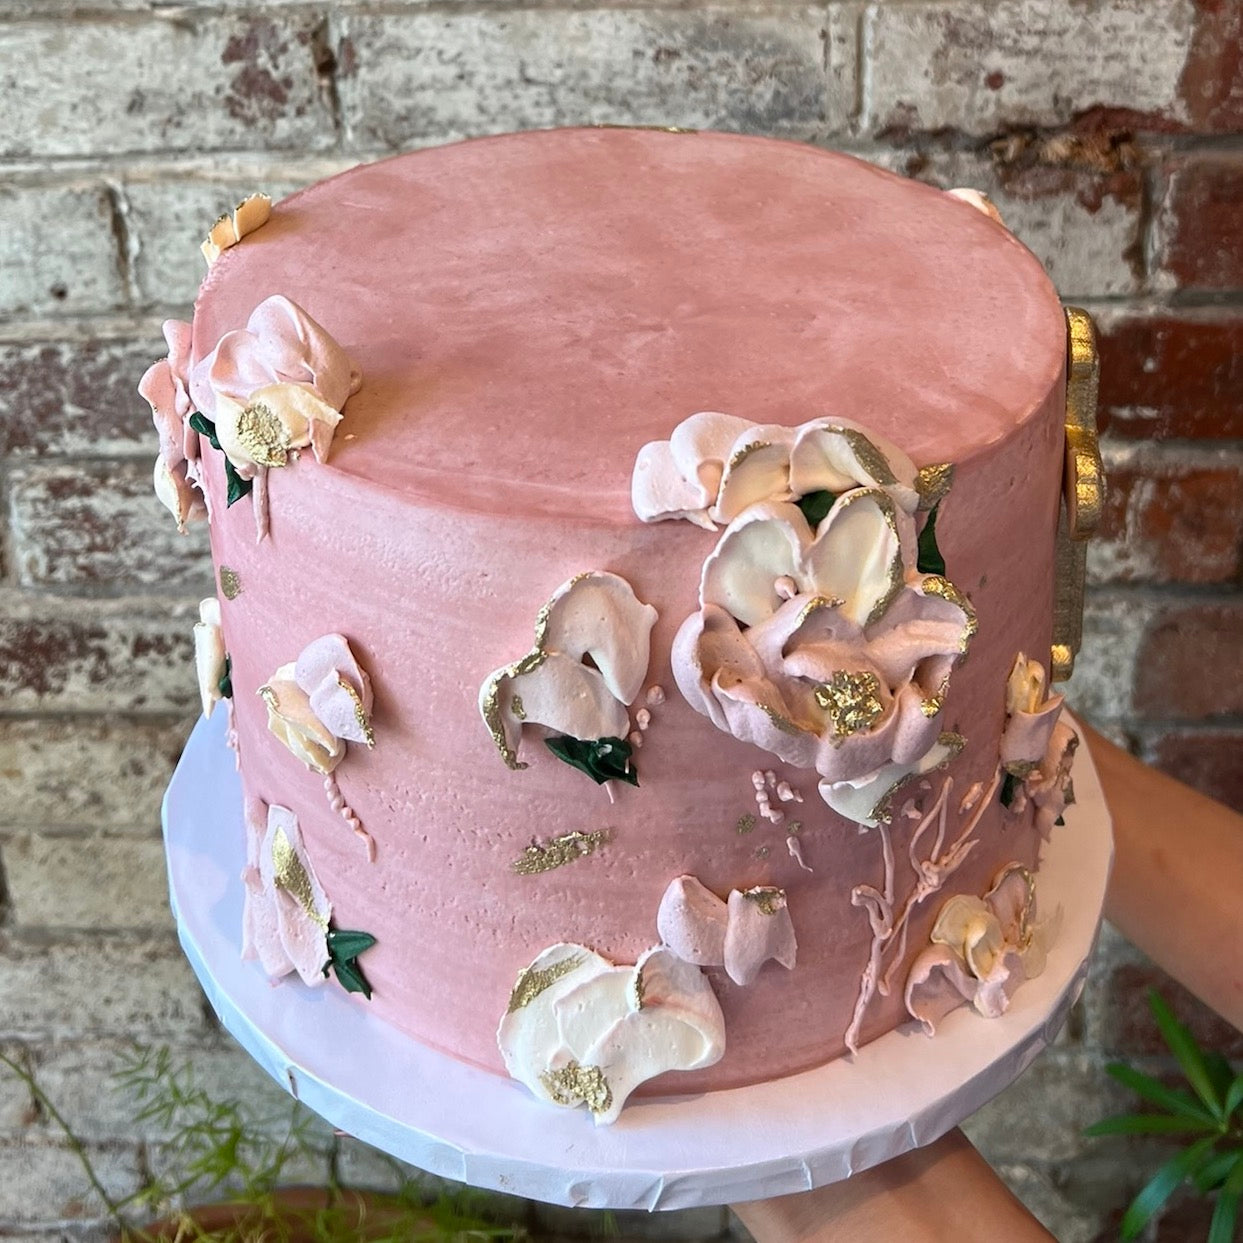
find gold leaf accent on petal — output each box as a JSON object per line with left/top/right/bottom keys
{"left": 540, "top": 1061, "right": 613, "bottom": 1115}
{"left": 336, "top": 675, "right": 375, "bottom": 748}
{"left": 921, "top": 676, "right": 950, "bottom": 718}
{"left": 506, "top": 952, "right": 584, "bottom": 1013}
{"left": 919, "top": 575, "right": 979, "bottom": 655}
{"left": 257, "top": 684, "right": 279, "bottom": 710}
{"left": 915, "top": 463, "right": 955, "bottom": 510}
{"left": 834, "top": 488, "right": 905, "bottom": 628}
{"left": 511, "top": 695, "right": 526, "bottom": 721}
{"left": 727, "top": 440, "right": 772, "bottom": 471}
{"left": 760, "top": 704, "right": 810, "bottom": 736}
{"left": 838, "top": 427, "right": 898, "bottom": 487}
{"left": 741, "top": 886, "right": 786, "bottom": 916}
{"left": 630, "top": 966, "right": 646, "bottom": 1011}
{"left": 271, "top": 826, "right": 328, "bottom": 931}
{"left": 235, "top": 402, "right": 289, "bottom": 468}
{"left": 219, "top": 567, "right": 242, "bottom": 600}
{"left": 796, "top": 594, "right": 844, "bottom": 628}
{"left": 511, "top": 829, "right": 609, "bottom": 876}
{"left": 815, "top": 670, "right": 885, "bottom": 736}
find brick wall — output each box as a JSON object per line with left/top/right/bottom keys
{"left": 0, "top": 2, "right": 1238, "bottom": 1239}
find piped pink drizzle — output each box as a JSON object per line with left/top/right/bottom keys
{"left": 253, "top": 468, "right": 271, "bottom": 543}
{"left": 324, "top": 772, "right": 375, "bottom": 862}
{"left": 844, "top": 768, "right": 1001, "bottom": 1053}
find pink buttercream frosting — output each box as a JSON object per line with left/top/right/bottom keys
{"left": 189, "top": 128, "right": 1068, "bottom": 1093}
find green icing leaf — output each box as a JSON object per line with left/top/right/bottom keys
{"left": 999, "top": 771, "right": 1021, "bottom": 809}
{"left": 1054, "top": 814, "right": 1066, "bottom": 827}
{"left": 224, "top": 459, "right": 253, "bottom": 507}
{"left": 545, "top": 735, "right": 639, "bottom": 787}
{"left": 916, "top": 502, "right": 946, "bottom": 576}
{"left": 188, "top": 412, "right": 221, "bottom": 451}
{"left": 323, "top": 925, "right": 376, "bottom": 1000}
{"left": 217, "top": 654, "right": 233, "bottom": 700}
{"left": 795, "top": 490, "right": 838, "bottom": 528}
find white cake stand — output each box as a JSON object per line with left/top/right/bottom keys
{"left": 162, "top": 711, "right": 1111, "bottom": 1210}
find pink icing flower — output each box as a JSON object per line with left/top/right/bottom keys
{"left": 1008, "top": 719, "right": 1079, "bottom": 837}
{"left": 672, "top": 494, "right": 975, "bottom": 820}
{"left": 190, "top": 295, "right": 362, "bottom": 476}
{"left": 999, "top": 653, "right": 1065, "bottom": 775}
{"left": 242, "top": 800, "right": 331, "bottom": 987}
{"left": 140, "top": 319, "right": 206, "bottom": 532}
{"left": 904, "top": 863, "right": 1059, "bottom": 1035}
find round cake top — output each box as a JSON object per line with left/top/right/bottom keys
{"left": 193, "top": 127, "right": 1065, "bottom": 522}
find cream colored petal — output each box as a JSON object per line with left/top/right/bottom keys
{"left": 657, "top": 875, "right": 729, "bottom": 967}
{"left": 1006, "top": 653, "right": 1047, "bottom": 715}
{"left": 930, "top": 895, "right": 993, "bottom": 959}
{"left": 1020, "top": 906, "right": 1063, "bottom": 980}
{"left": 700, "top": 502, "right": 810, "bottom": 627}
{"left": 710, "top": 426, "right": 796, "bottom": 524}
{"left": 258, "top": 804, "right": 330, "bottom": 987}
{"left": 154, "top": 457, "right": 206, "bottom": 533}
{"left": 670, "top": 411, "right": 754, "bottom": 498}
{"left": 803, "top": 491, "right": 903, "bottom": 627}
{"left": 542, "top": 572, "right": 657, "bottom": 706}
{"left": 818, "top": 732, "right": 963, "bottom": 828}
{"left": 631, "top": 440, "right": 714, "bottom": 526}
{"left": 962, "top": 911, "right": 1007, "bottom": 981}
{"left": 247, "top": 381, "right": 344, "bottom": 464}
{"left": 500, "top": 652, "right": 631, "bottom": 744}
{"left": 789, "top": 419, "right": 920, "bottom": 513}
{"left": 260, "top": 669, "right": 345, "bottom": 774}
{"left": 904, "top": 945, "right": 978, "bottom": 1036}
{"left": 984, "top": 863, "right": 1036, "bottom": 947}
{"left": 193, "top": 597, "right": 226, "bottom": 720}
{"left": 723, "top": 888, "right": 797, "bottom": 985}
{"left": 947, "top": 187, "right": 1006, "bottom": 227}
{"left": 212, "top": 393, "right": 265, "bottom": 476}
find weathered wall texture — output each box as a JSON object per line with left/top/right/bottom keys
{"left": 0, "top": 2, "right": 1239, "bottom": 1239}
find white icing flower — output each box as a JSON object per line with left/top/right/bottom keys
{"left": 904, "top": 863, "right": 1061, "bottom": 1035}
{"left": 672, "top": 495, "right": 975, "bottom": 823}
{"left": 241, "top": 800, "right": 331, "bottom": 987}
{"left": 497, "top": 943, "right": 725, "bottom": 1125}
{"left": 214, "top": 382, "right": 344, "bottom": 475}
{"left": 656, "top": 875, "right": 797, "bottom": 986}
{"left": 193, "top": 597, "right": 227, "bottom": 720}
{"left": 999, "top": 653, "right": 1065, "bottom": 775}
{"left": 632, "top": 414, "right": 921, "bottom": 530}
{"left": 201, "top": 193, "right": 272, "bottom": 265}
{"left": 261, "top": 634, "right": 374, "bottom": 775}
{"left": 479, "top": 572, "right": 658, "bottom": 770}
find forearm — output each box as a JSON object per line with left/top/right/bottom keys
{"left": 732, "top": 1129, "right": 1053, "bottom": 1243}
{"left": 1084, "top": 724, "right": 1243, "bottom": 1030}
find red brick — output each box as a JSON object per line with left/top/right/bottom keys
{"left": 1148, "top": 729, "right": 1243, "bottom": 814}
{"left": 0, "top": 339, "right": 162, "bottom": 458}
{"left": 1134, "top": 603, "right": 1243, "bottom": 719}
{"left": 1155, "top": 157, "right": 1243, "bottom": 291}
{"left": 1097, "top": 312, "right": 1243, "bottom": 440}
{"left": 1098, "top": 962, "right": 1243, "bottom": 1059}
{"left": 1179, "top": 0, "right": 1243, "bottom": 131}
{"left": 1092, "top": 454, "right": 1243, "bottom": 584}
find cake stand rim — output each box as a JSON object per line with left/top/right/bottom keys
{"left": 162, "top": 710, "right": 1112, "bottom": 1211}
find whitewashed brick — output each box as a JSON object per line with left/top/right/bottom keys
{"left": 0, "top": 16, "right": 335, "bottom": 159}
{"left": 4, "top": 834, "right": 172, "bottom": 932}
{"left": 0, "top": 937, "right": 206, "bottom": 1041}
{"left": 0, "top": 184, "right": 124, "bottom": 318}
{"left": 992, "top": 1162, "right": 1107, "bottom": 1243}
{"left": 1063, "top": 590, "right": 1160, "bottom": 723}
{"left": 125, "top": 177, "right": 315, "bottom": 309}
{"left": 0, "top": 1044, "right": 36, "bottom": 1135}
{"left": 864, "top": 0, "right": 1195, "bottom": 135}
{"left": 0, "top": 719, "right": 184, "bottom": 828}
{"left": 337, "top": 9, "right": 834, "bottom": 149}
{"left": 8, "top": 461, "right": 213, "bottom": 591}
{"left": 0, "top": 595, "right": 198, "bottom": 714}
{"left": 0, "top": 1141, "right": 142, "bottom": 1222}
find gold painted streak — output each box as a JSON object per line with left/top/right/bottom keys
{"left": 506, "top": 952, "right": 584, "bottom": 1013}
{"left": 915, "top": 463, "right": 955, "bottom": 510}
{"left": 337, "top": 676, "right": 376, "bottom": 748}
{"left": 869, "top": 731, "right": 967, "bottom": 826}
{"left": 1064, "top": 307, "right": 1104, "bottom": 540}
{"left": 838, "top": 427, "right": 899, "bottom": 487}
{"left": 235, "top": 401, "right": 288, "bottom": 468}
{"left": 511, "top": 829, "right": 609, "bottom": 876}
{"left": 741, "top": 886, "right": 786, "bottom": 916}
{"left": 219, "top": 567, "right": 242, "bottom": 600}
{"left": 271, "top": 826, "right": 328, "bottom": 931}
{"left": 727, "top": 439, "right": 772, "bottom": 471}
{"left": 919, "top": 575, "right": 979, "bottom": 655}
{"left": 540, "top": 1062, "right": 613, "bottom": 1115}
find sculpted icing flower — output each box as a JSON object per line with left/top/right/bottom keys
{"left": 497, "top": 943, "right": 725, "bottom": 1125}
{"left": 671, "top": 494, "right": 975, "bottom": 822}
{"left": 140, "top": 319, "right": 206, "bottom": 532}
{"left": 190, "top": 295, "right": 362, "bottom": 476}
{"left": 633, "top": 413, "right": 923, "bottom": 530}
{"left": 241, "top": 800, "right": 331, "bottom": 987}
{"left": 260, "top": 634, "right": 375, "bottom": 776}
{"left": 904, "top": 863, "right": 1060, "bottom": 1035}
{"left": 201, "top": 192, "right": 272, "bottom": 265}
{"left": 1000, "top": 652, "right": 1066, "bottom": 776}
{"left": 193, "top": 597, "right": 228, "bottom": 720}
{"left": 479, "top": 572, "right": 657, "bottom": 771}
{"left": 1008, "top": 720, "right": 1079, "bottom": 837}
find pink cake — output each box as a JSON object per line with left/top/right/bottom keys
{"left": 144, "top": 127, "right": 1098, "bottom": 1125}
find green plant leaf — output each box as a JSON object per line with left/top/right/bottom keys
{"left": 1208, "top": 1154, "right": 1243, "bottom": 1243}
{"left": 1194, "top": 1150, "right": 1242, "bottom": 1194}
{"left": 1084, "top": 1114, "right": 1218, "bottom": 1138}
{"left": 795, "top": 490, "right": 838, "bottom": 528}
{"left": 1204, "top": 1050, "right": 1235, "bottom": 1102}
{"left": 1150, "top": 990, "right": 1226, "bottom": 1119}
{"left": 545, "top": 735, "right": 639, "bottom": 787}
{"left": 327, "top": 929, "right": 377, "bottom": 960}
{"left": 224, "top": 458, "right": 253, "bottom": 507}
{"left": 916, "top": 502, "right": 946, "bottom": 576}
{"left": 1225, "top": 1074, "right": 1243, "bottom": 1119}
{"left": 1106, "top": 1062, "right": 1219, "bottom": 1125}
{"left": 999, "top": 771, "right": 1021, "bottom": 809}
{"left": 1121, "top": 1136, "right": 1218, "bottom": 1240}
